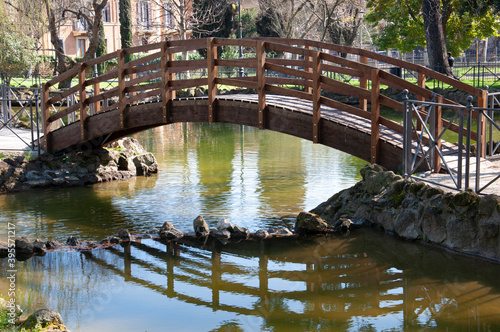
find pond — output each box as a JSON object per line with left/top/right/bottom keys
{"left": 1, "top": 123, "right": 500, "bottom": 331}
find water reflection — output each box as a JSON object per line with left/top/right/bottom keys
{"left": 2, "top": 230, "right": 500, "bottom": 331}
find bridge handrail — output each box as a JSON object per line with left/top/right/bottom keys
{"left": 42, "top": 37, "right": 486, "bottom": 159}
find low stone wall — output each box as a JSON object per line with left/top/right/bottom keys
{"left": 0, "top": 137, "right": 158, "bottom": 194}
{"left": 310, "top": 164, "right": 500, "bottom": 261}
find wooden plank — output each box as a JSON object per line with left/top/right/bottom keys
{"left": 265, "top": 63, "right": 313, "bottom": 80}
{"left": 207, "top": 38, "right": 217, "bottom": 123}
{"left": 322, "top": 63, "right": 364, "bottom": 79}
{"left": 434, "top": 95, "right": 443, "bottom": 172}
{"left": 94, "top": 82, "right": 101, "bottom": 113}
{"left": 45, "top": 66, "right": 79, "bottom": 88}
{"left": 47, "top": 103, "right": 80, "bottom": 122}
{"left": 161, "top": 42, "right": 170, "bottom": 124}
{"left": 169, "top": 59, "right": 206, "bottom": 69}
{"left": 123, "top": 42, "right": 162, "bottom": 55}
{"left": 265, "top": 85, "right": 313, "bottom": 101}
{"left": 359, "top": 56, "right": 368, "bottom": 111}
{"left": 321, "top": 52, "right": 372, "bottom": 72}
{"left": 265, "top": 42, "right": 315, "bottom": 58}
{"left": 214, "top": 38, "right": 257, "bottom": 48}
{"left": 215, "top": 78, "right": 259, "bottom": 90}
{"left": 169, "top": 78, "right": 207, "bottom": 90}
{"left": 379, "top": 95, "right": 404, "bottom": 112}
{"left": 478, "top": 89, "right": 488, "bottom": 157}
{"left": 84, "top": 52, "right": 117, "bottom": 68}
{"left": 48, "top": 85, "right": 79, "bottom": 105}
{"left": 267, "top": 58, "right": 311, "bottom": 68}
{"left": 125, "top": 71, "right": 161, "bottom": 88}
{"left": 267, "top": 77, "right": 311, "bottom": 87}
{"left": 124, "top": 61, "right": 161, "bottom": 76}
{"left": 126, "top": 82, "right": 161, "bottom": 93}
{"left": 215, "top": 58, "right": 257, "bottom": 69}
{"left": 124, "top": 51, "right": 161, "bottom": 70}
{"left": 257, "top": 41, "right": 266, "bottom": 129}
{"left": 320, "top": 76, "right": 371, "bottom": 100}
{"left": 320, "top": 96, "right": 371, "bottom": 121}
{"left": 312, "top": 52, "right": 321, "bottom": 143}
{"left": 118, "top": 49, "right": 126, "bottom": 129}
{"left": 125, "top": 88, "right": 161, "bottom": 105}
{"left": 78, "top": 63, "right": 88, "bottom": 140}
{"left": 84, "top": 68, "right": 118, "bottom": 87}
{"left": 371, "top": 69, "right": 381, "bottom": 164}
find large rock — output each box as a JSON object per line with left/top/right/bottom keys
{"left": 118, "top": 229, "right": 131, "bottom": 241}
{"left": 193, "top": 215, "right": 209, "bottom": 237}
{"left": 295, "top": 212, "right": 329, "bottom": 234}
{"left": 15, "top": 236, "right": 34, "bottom": 255}
{"left": 20, "top": 308, "right": 67, "bottom": 331}
{"left": 217, "top": 218, "right": 234, "bottom": 232}
{"left": 159, "top": 227, "right": 184, "bottom": 241}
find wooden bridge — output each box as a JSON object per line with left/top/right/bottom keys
{"left": 41, "top": 38, "right": 487, "bottom": 171}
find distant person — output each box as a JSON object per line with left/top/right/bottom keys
{"left": 447, "top": 52, "right": 454, "bottom": 68}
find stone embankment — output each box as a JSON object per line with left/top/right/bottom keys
{"left": 310, "top": 164, "right": 500, "bottom": 261}
{"left": 0, "top": 137, "right": 158, "bottom": 194}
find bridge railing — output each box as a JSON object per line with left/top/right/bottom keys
{"left": 42, "top": 38, "right": 488, "bottom": 161}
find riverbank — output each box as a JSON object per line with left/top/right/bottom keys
{"left": 0, "top": 137, "right": 158, "bottom": 195}
{"left": 311, "top": 164, "right": 500, "bottom": 262}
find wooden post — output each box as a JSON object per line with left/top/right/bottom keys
{"left": 312, "top": 51, "right": 321, "bottom": 143}
{"left": 434, "top": 94, "right": 443, "bottom": 173}
{"left": 478, "top": 89, "right": 488, "bottom": 158}
{"left": 417, "top": 72, "right": 426, "bottom": 131}
{"left": 93, "top": 82, "right": 101, "bottom": 114}
{"left": 169, "top": 52, "right": 176, "bottom": 100}
{"left": 207, "top": 38, "right": 217, "bottom": 123}
{"left": 359, "top": 55, "right": 368, "bottom": 111}
{"left": 78, "top": 63, "right": 88, "bottom": 140}
{"left": 41, "top": 82, "right": 51, "bottom": 152}
{"left": 371, "top": 69, "right": 381, "bottom": 164}
{"left": 305, "top": 45, "right": 313, "bottom": 95}
{"left": 257, "top": 41, "right": 266, "bottom": 129}
{"left": 118, "top": 50, "right": 126, "bottom": 129}
{"left": 161, "top": 42, "right": 172, "bottom": 124}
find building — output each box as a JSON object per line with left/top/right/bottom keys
{"left": 39, "top": 0, "right": 184, "bottom": 59}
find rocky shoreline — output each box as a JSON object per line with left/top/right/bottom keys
{"left": 0, "top": 137, "right": 158, "bottom": 194}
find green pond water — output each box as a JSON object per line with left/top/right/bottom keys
{"left": 1, "top": 123, "right": 500, "bottom": 331}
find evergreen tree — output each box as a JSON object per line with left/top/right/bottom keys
{"left": 119, "top": 0, "right": 133, "bottom": 62}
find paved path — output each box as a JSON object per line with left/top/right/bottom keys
{"left": 0, "top": 126, "right": 39, "bottom": 154}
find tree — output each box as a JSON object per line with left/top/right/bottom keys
{"left": 366, "top": 0, "right": 500, "bottom": 73}
{"left": 119, "top": 0, "right": 133, "bottom": 62}
{"left": 0, "top": 2, "right": 37, "bottom": 84}
{"left": 43, "top": 0, "right": 109, "bottom": 88}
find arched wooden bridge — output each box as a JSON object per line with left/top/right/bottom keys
{"left": 42, "top": 38, "right": 486, "bottom": 171}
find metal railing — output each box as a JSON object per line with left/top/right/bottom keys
{"left": 0, "top": 85, "right": 42, "bottom": 154}
{"left": 403, "top": 90, "right": 500, "bottom": 193}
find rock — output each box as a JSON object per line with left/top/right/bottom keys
{"left": 132, "top": 154, "right": 158, "bottom": 175}
{"left": 118, "top": 228, "right": 131, "bottom": 241}
{"left": 268, "top": 227, "right": 293, "bottom": 236}
{"left": 254, "top": 229, "right": 269, "bottom": 239}
{"left": 159, "top": 227, "right": 184, "bottom": 241}
{"left": 66, "top": 236, "right": 79, "bottom": 246}
{"left": 45, "top": 239, "right": 63, "bottom": 250}
{"left": 33, "top": 238, "right": 47, "bottom": 254}
{"left": 339, "top": 219, "right": 353, "bottom": 233}
{"left": 0, "top": 241, "right": 8, "bottom": 257}
{"left": 231, "top": 225, "right": 250, "bottom": 239}
{"left": 161, "top": 222, "right": 174, "bottom": 230}
{"left": 20, "top": 308, "right": 67, "bottom": 331}
{"left": 294, "top": 212, "right": 329, "bottom": 234}
{"left": 210, "top": 229, "right": 231, "bottom": 240}
{"left": 217, "top": 218, "right": 234, "bottom": 232}
{"left": 100, "top": 236, "right": 120, "bottom": 244}
{"left": 193, "top": 215, "right": 209, "bottom": 237}
{"left": 15, "top": 236, "right": 34, "bottom": 254}
{"left": 147, "top": 228, "right": 159, "bottom": 234}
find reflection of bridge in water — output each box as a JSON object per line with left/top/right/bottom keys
{"left": 81, "top": 233, "right": 500, "bottom": 330}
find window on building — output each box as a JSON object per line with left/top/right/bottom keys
{"left": 137, "top": 1, "right": 152, "bottom": 30}
{"left": 103, "top": 3, "right": 111, "bottom": 23}
{"left": 163, "top": 3, "right": 174, "bottom": 29}
{"left": 77, "top": 39, "right": 86, "bottom": 58}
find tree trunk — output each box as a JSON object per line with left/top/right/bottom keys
{"left": 422, "top": 0, "right": 452, "bottom": 76}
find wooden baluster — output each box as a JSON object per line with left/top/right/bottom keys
{"left": 257, "top": 41, "right": 266, "bottom": 129}
{"left": 312, "top": 51, "right": 321, "bottom": 143}
{"left": 371, "top": 69, "right": 381, "bottom": 164}
{"left": 478, "top": 89, "right": 488, "bottom": 157}
{"left": 161, "top": 42, "right": 172, "bottom": 124}
{"left": 359, "top": 55, "right": 368, "bottom": 111}
{"left": 78, "top": 63, "right": 87, "bottom": 140}
{"left": 41, "top": 82, "right": 51, "bottom": 152}
{"left": 305, "top": 45, "right": 312, "bottom": 95}
{"left": 93, "top": 82, "right": 100, "bottom": 114}
{"left": 118, "top": 49, "right": 126, "bottom": 129}
{"left": 207, "top": 38, "right": 217, "bottom": 123}
{"left": 433, "top": 94, "right": 443, "bottom": 173}
{"left": 417, "top": 72, "right": 426, "bottom": 131}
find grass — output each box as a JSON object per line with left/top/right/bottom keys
{"left": 0, "top": 293, "right": 42, "bottom": 332}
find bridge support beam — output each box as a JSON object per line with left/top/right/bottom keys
{"left": 161, "top": 42, "right": 174, "bottom": 124}
{"left": 371, "top": 69, "right": 381, "bottom": 164}
{"left": 257, "top": 41, "right": 267, "bottom": 129}
{"left": 312, "top": 52, "right": 321, "bottom": 143}
{"left": 207, "top": 38, "right": 218, "bottom": 123}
